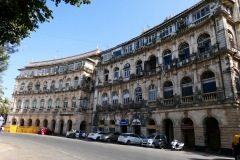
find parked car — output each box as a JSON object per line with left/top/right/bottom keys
{"left": 141, "top": 133, "right": 167, "bottom": 148}
{"left": 87, "top": 131, "right": 105, "bottom": 141}
{"left": 38, "top": 127, "right": 54, "bottom": 135}
{"left": 232, "top": 134, "right": 240, "bottom": 160}
{"left": 117, "top": 133, "right": 142, "bottom": 145}
{"left": 66, "top": 129, "right": 86, "bottom": 139}
{"left": 100, "top": 132, "right": 121, "bottom": 142}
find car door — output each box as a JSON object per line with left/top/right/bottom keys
{"left": 134, "top": 134, "right": 142, "bottom": 144}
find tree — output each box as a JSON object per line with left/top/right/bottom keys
{"left": 0, "top": 0, "right": 91, "bottom": 46}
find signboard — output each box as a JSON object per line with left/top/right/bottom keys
{"left": 119, "top": 119, "right": 128, "bottom": 125}
{"left": 132, "top": 119, "right": 141, "bottom": 125}
{"left": 181, "top": 122, "right": 194, "bottom": 129}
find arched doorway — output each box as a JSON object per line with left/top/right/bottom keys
{"left": 147, "top": 119, "right": 156, "bottom": 135}
{"left": 35, "top": 119, "right": 40, "bottom": 127}
{"left": 12, "top": 118, "right": 17, "bottom": 125}
{"left": 204, "top": 117, "right": 221, "bottom": 151}
{"left": 67, "top": 120, "right": 72, "bottom": 131}
{"left": 27, "top": 119, "right": 32, "bottom": 126}
{"left": 20, "top": 119, "right": 24, "bottom": 126}
{"left": 59, "top": 119, "right": 64, "bottom": 135}
{"left": 98, "top": 120, "right": 104, "bottom": 131}
{"left": 109, "top": 120, "right": 115, "bottom": 132}
{"left": 80, "top": 121, "right": 87, "bottom": 132}
{"left": 51, "top": 120, "right": 56, "bottom": 133}
{"left": 132, "top": 119, "right": 141, "bottom": 136}
{"left": 43, "top": 119, "right": 48, "bottom": 127}
{"left": 181, "top": 118, "right": 195, "bottom": 147}
{"left": 163, "top": 119, "right": 174, "bottom": 143}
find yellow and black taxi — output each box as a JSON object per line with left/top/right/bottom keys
{"left": 232, "top": 134, "right": 240, "bottom": 160}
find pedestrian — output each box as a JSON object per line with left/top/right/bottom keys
{"left": 1, "top": 126, "right": 4, "bottom": 132}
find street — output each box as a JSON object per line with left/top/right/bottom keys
{"left": 0, "top": 133, "right": 234, "bottom": 160}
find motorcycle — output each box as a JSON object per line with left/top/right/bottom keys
{"left": 159, "top": 139, "right": 168, "bottom": 149}
{"left": 171, "top": 139, "right": 184, "bottom": 151}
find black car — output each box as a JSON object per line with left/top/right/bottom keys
{"left": 100, "top": 132, "right": 121, "bottom": 142}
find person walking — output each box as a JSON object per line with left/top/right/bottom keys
{"left": 1, "top": 126, "right": 4, "bottom": 133}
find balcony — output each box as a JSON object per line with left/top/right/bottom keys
{"left": 202, "top": 92, "right": 217, "bottom": 102}
{"left": 163, "top": 98, "right": 174, "bottom": 105}
{"left": 181, "top": 96, "right": 194, "bottom": 104}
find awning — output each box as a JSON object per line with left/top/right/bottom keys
{"left": 132, "top": 119, "right": 141, "bottom": 125}
{"left": 119, "top": 119, "right": 128, "bottom": 125}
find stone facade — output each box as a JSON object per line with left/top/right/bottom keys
{"left": 7, "top": 49, "right": 100, "bottom": 135}
{"left": 7, "top": 0, "right": 240, "bottom": 154}
{"left": 93, "top": 0, "right": 240, "bottom": 153}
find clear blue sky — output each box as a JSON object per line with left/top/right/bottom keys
{"left": 2, "top": 0, "right": 199, "bottom": 100}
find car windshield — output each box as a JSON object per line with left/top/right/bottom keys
{"left": 146, "top": 134, "right": 156, "bottom": 139}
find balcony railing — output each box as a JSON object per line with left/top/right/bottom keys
{"left": 202, "top": 92, "right": 217, "bottom": 102}
{"left": 163, "top": 98, "right": 174, "bottom": 105}
{"left": 181, "top": 96, "right": 194, "bottom": 104}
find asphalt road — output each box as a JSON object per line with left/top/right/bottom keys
{"left": 0, "top": 133, "right": 234, "bottom": 160}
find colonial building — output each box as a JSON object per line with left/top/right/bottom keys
{"left": 7, "top": 49, "right": 100, "bottom": 135}
{"left": 93, "top": 0, "right": 240, "bottom": 153}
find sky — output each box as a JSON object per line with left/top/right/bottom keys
{"left": 2, "top": 0, "right": 200, "bottom": 100}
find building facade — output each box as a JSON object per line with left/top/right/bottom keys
{"left": 93, "top": 0, "right": 240, "bottom": 153}
{"left": 7, "top": 49, "right": 100, "bottom": 135}
{"left": 7, "top": 0, "right": 240, "bottom": 154}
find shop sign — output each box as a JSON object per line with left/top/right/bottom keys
{"left": 132, "top": 119, "right": 141, "bottom": 125}
{"left": 119, "top": 119, "right": 128, "bottom": 125}
{"left": 181, "top": 122, "right": 194, "bottom": 129}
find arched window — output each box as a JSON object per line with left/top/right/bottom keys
{"left": 149, "top": 85, "right": 157, "bottom": 101}
{"left": 71, "top": 97, "right": 76, "bottom": 108}
{"left": 66, "top": 78, "right": 71, "bottom": 90}
{"left": 102, "top": 93, "right": 108, "bottom": 106}
{"left": 181, "top": 77, "right": 193, "bottom": 96}
{"left": 40, "top": 99, "right": 45, "bottom": 108}
{"left": 63, "top": 98, "right": 68, "bottom": 108}
{"left": 35, "top": 82, "right": 40, "bottom": 91}
{"left": 198, "top": 33, "right": 211, "bottom": 54}
{"left": 135, "top": 87, "right": 142, "bottom": 102}
{"left": 112, "top": 92, "right": 119, "bottom": 105}
{"left": 17, "top": 100, "right": 22, "bottom": 109}
{"left": 24, "top": 100, "right": 29, "bottom": 108}
{"left": 43, "top": 81, "right": 48, "bottom": 91}
{"left": 123, "top": 90, "right": 130, "bottom": 104}
{"left": 178, "top": 43, "right": 190, "bottom": 61}
{"left": 48, "top": 99, "right": 52, "bottom": 108}
{"left": 136, "top": 60, "right": 143, "bottom": 76}
{"left": 104, "top": 69, "right": 109, "bottom": 82}
{"left": 148, "top": 56, "right": 157, "bottom": 72}
{"left": 50, "top": 80, "right": 55, "bottom": 91}
{"left": 19, "top": 83, "right": 25, "bottom": 92}
{"left": 32, "top": 99, "right": 37, "bottom": 108}
{"left": 55, "top": 98, "right": 60, "bottom": 108}
{"left": 81, "top": 97, "right": 89, "bottom": 109}
{"left": 74, "top": 77, "right": 79, "bottom": 88}
{"left": 124, "top": 64, "right": 130, "bottom": 78}
{"left": 163, "top": 50, "right": 172, "bottom": 65}
{"left": 27, "top": 82, "right": 33, "bottom": 91}
{"left": 163, "top": 81, "right": 173, "bottom": 99}
{"left": 59, "top": 79, "right": 63, "bottom": 91}
{"left": 201, "top": 71, "right": 216, "bottom": 93}
{"left": 114, "top": 67, "right": 119, "bottom": 79}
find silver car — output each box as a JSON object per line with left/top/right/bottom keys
{"left": 141, "top": 133, "right": 167, "bottom": 148}
{"left": 118, "top": 133, "right": 142, "bottom": 145}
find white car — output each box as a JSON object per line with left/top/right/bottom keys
{"left": 87, "top": 131, "right": 105, "bottom": 140}
{"left": 118, "top": 133, "right": 142, "bottom": 145}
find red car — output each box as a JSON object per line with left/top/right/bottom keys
{"left": 38, "top": 127, "right": 54, "bottom": 135}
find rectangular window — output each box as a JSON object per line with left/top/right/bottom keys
{"left": 124, "top": 68, "right": 130, "bottom": 78}
{"left": 149, "top": 90, "right": 156, "bottom": 101}
{"left": 114, "top": 70, "right": 119, "bottom": 79}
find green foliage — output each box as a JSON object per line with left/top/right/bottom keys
{"left": 0, "top": 97, "right": 10, "bottom": 115}
{"left": 0, "top": 0, "right": 91, "bottom": 45}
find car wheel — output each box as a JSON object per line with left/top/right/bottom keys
{"left": 96, "top": 137, "right": 100, "bottom": 141}
{"left": 127, "top": 140, "right": 131, "bottom": 145}
{"left": 235, "top": 155, "right": 240, "bottom": 160}
{"left": 151, "top": 143, "right": 155, "bottom": 148}
{"left": 107, "top": 138, "right": 111, "bottom": 142}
